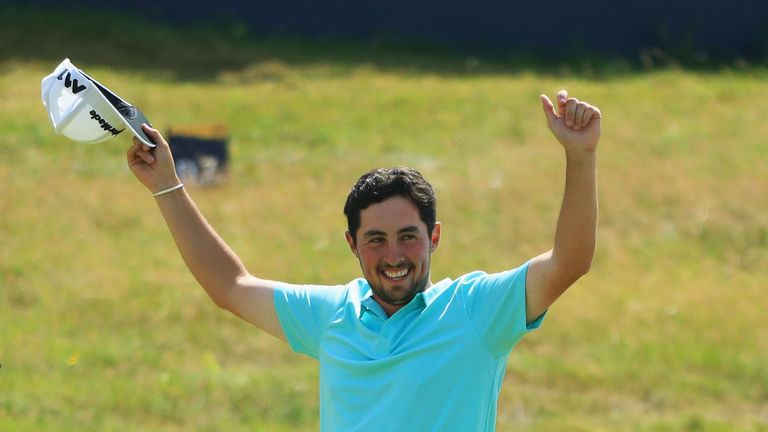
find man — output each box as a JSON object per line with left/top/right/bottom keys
{"left": 127, "top": 90, "right": 601, "bottom": 431}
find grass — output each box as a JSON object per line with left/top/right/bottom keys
{"left": 1, "top": 6, "right": 768, "bottom": 432}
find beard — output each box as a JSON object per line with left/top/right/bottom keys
{"left": 370, "top": 264, "right": 431, "bottom": 307}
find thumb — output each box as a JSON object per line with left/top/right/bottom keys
{"left": 141, "top": 123, "right": 170, "bottom": 153}
{"left": 141, "top": 124, "right": 168, "bottom": 149}
{"left": 540, "top": 94, "right": 558, "bottom": 127}
{"left": 139, "top": 123, "right": 175, "bottom": 167}
{"left": 556, "top": 89, "right": 568, "bottom": 117}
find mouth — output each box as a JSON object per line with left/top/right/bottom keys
{"left": 380, "top": 266, "right": 411, "bottom": 281}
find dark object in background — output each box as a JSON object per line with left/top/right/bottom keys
{"left": 167, "top": 124, "right": 229, "bottom": 186}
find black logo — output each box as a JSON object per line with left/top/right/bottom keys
{"left": 89, "top": 110, "right": 124, "bottom": 136}
{"left": 56, "top": 69, "right": 87, "bottom": 94}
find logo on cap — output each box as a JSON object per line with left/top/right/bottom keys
{"left": 57, "top": 69, "right": 87, "bottom": 94}
{"left": 89, "top": 110, "right": 123, "bottom": 136}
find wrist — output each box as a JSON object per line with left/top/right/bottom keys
{"left": 564, "top": 148, "right": 597, "bottom": 164}
{"left": 152, "top": 181, "right": 184, "bottom": 197}
{"left": 150, "top": 176, "right": 181, "bottom": 192}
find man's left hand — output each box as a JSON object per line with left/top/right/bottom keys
{"left": 541, "top": 90, "right": 601, "bottom": 154}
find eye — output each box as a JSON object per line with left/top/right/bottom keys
{"left": 368, "top": 237, "right": 385, "bottom": 244}
{"left": 400, "top": 234, "right": 418, "bottom": 241}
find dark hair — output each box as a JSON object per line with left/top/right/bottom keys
{"left": 344, "top": 167, "right": 437, "bottom": 243}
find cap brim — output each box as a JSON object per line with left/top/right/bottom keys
{"left": 79, "top": 70, "right": 156, "bottom": 148}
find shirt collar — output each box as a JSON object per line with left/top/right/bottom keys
{"left": 358, "top": 278, "right": 450, "bottom": 319}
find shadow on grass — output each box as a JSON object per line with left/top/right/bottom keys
{"left": 1, "top": 5, "right": 765, "bottom": 81}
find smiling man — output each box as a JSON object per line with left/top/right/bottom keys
{"left": 344, "top": 176, "right": 440, "bottom": 315}
{"left": 127, "top": 90, "right": 601, "bottom": 431}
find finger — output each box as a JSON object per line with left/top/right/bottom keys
{"left": 137, "top": 149, "right": 155, "bottom": 164}
{"left": 141, "top": 124, "right": 168, "bottom": 148}
{"left": 582, "top": 107, "right": 596, "bottom": 126}
{"left": 127, "top": 141, "right": 141, "bottom": 164}
{"left": 132, "top": 134, "right": 151, "bottom": 152}
{"left": 540, "top": 94, "right": 558, "bottom": 127}
{"left": 556, "top": 90, "right": 568, "bottom": 117}
{"left": 573, "top": 102, "right": 587, "bottom": 130}
{"left": 565, "top": 98, "right": 578, "bottom": 127}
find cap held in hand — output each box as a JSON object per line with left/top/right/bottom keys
{"left": 41, "top": 58, "right": 155, "bottom": 147}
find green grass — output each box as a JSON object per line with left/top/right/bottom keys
{"left": 2, "top": 7, "right": 768, "bottom": 432}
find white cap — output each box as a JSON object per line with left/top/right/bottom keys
{"left": 41, "top": 58, "right": 155, "bottom": 147}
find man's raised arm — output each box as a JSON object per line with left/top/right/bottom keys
{"left": 127, "top": 124, "right": 285, "bottom": 341}
{"left": 525, "top": 90, "right": 601, "bottom": 324}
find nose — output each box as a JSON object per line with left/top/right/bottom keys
{"left": 383, "top": 242, "right": 405, "bottom": 266}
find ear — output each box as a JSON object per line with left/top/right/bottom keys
{"left": 430, "top": 222, "right": 442, "bottom": 252}
{"left": 344, "top": 231, "right": 359, "bottom": 257}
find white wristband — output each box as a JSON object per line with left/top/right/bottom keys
{"left": 153, "top": 183, "right": 184, "bottom": 197}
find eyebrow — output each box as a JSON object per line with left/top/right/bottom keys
{"left": 398, "top": 226, "right": 420, "bottom": 235}
{"left": 362, "top": 225, "right": 420, "bottom": 239}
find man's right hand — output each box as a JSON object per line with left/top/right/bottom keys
{"left": 126, "top": 124, "right": 181, "bottom": 194}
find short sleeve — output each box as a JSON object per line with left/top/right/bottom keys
{"left": 273, "top": 282, "right": 347, "bottom": 359}
{"left": 461, "top": 261, "right": 546, "bottom": 356}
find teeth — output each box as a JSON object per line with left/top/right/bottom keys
{"left": 383, "top": 268, "right": 409, "bottom": 279}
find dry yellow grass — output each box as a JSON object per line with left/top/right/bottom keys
{"left": 1, "top": 40, "right": 767, "bottom": 431}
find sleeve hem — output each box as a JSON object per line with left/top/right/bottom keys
{"left": 273, "top": 284, "right": 318, "bottom": 359}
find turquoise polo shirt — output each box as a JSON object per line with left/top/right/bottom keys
{"left": 274, "top": 262, "right": 544, "bottom": 432}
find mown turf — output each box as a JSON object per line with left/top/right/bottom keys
{"left": 1, "top": 6, "right": 767, "bottom": 432}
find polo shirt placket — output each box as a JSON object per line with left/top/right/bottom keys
{"left": 359, "top": 293, "right": 427, "bottom": 357}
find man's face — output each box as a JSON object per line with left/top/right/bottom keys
{"left": 345, "top": 196, "right": 441, "bottom": 315}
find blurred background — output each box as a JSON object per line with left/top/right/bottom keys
{"left": 1, "top": 1, "right": 766, "bottom": 431}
